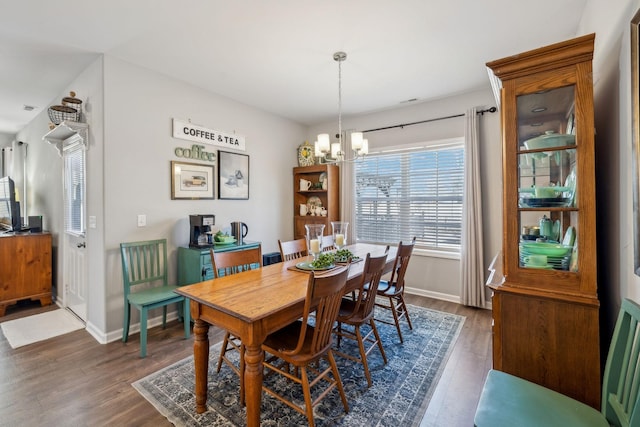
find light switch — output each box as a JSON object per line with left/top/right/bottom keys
{"left": 89, "top": 216, "right": 97, "bottom": 229}
{"left": 137, "top": 214, "right": 146, "bottom": 227}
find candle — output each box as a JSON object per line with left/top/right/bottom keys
{"left": 310, "top": 238, "right": 320, "bottom": 253}
{"left": 335, "top": 234, "right": 345, "bottom": 246}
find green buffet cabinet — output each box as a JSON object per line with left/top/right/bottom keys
{"left": 177, "top": 241, "right": 262, "bottom": 285}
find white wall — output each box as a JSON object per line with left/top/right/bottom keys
{"left": 578, "top": 0, "right": 640, "bottom": 337}
{"left": 101, "top": 55, "right": 307, "bottom": 335}
{"left": 307, "top": 88, "right": 502, "bottom": 303}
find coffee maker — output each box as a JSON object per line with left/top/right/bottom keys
{"left": 189, "top": 214, "right": 215, "bottom": 248}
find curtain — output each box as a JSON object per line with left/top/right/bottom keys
{"left": 460, "top": 107, "right": 486, "bottom": 307}
{"left": 340, "top": 131, "right": 356, "bottom": 243}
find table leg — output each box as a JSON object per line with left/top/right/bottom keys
{"left": 243, "top": 343, "right": 264, "bottom": 427}
{"left": 193, "top": 319, "right": 210, "bottom": 414}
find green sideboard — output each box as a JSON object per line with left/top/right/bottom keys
{"left": 177, "top": 241, "right": 261, "bottom": 285}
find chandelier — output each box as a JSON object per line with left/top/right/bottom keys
{"left": 314, "top": 51, "right": 368, "bottom": 163}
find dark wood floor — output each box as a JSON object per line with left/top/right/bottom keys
{"left": 0, "top": 295, "right": 492, "bottom": 426}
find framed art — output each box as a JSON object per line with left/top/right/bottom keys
{"left": 218, "top": 150, "right": 249, "bottom": 200}
{"left": 171, "top": 161, "right": 215, "bottom": 200}
{"left": 632, "top": 7, "right": 640, "bottom": 275}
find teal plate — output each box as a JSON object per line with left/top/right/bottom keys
{"left": 295, "top": 262, "right": 336, "bottom": 271}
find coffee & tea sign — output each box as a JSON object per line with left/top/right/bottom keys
{"left": 172, "top": 119, "right": 246, "bottom": 151}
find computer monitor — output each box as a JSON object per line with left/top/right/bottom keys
{"left": 0, "top": 176, "right": 20, "bottom": 231}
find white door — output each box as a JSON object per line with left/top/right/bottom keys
{"left": 62, "top": 135, "right": 88, "bottom": 321}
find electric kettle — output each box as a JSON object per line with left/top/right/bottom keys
{"left": 231, "top": 221, "right": 248, "bottom": 244}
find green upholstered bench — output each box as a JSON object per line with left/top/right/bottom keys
{"left": 474, "top": 298, "right": 640, "bottom": 427}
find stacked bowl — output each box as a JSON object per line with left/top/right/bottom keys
{"left": 519, "top": 241, "right": 573, "bottom": 270}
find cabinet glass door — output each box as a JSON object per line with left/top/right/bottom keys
{"left": 516, "top": 85, "right": 578, "bottom": 272}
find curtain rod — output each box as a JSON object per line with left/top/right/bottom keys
{"left": 361, "top": 106, "right": 497, "bottom": 134}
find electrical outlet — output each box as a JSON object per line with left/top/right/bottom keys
{"left": 137, "top": 214, "right": 146, "bottom": 227}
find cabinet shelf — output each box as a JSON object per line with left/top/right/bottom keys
{"left": 293, "top": 165, "right": 339, "bottom": 239}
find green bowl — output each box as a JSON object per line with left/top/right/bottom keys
{"left": 519, "top": 242, "right": 573, "bottom": 256}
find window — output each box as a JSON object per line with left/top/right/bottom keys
{"left": 354, "top": 139, "right": 464, "bottom": 252}
{"left": 63, "top": 139, "right": 86, "bottom": 236}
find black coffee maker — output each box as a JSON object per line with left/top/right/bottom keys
{"left": 189, "top": 214, "right": 215, "bottom": 248}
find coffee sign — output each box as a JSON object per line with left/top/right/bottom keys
{"left": 172, "top": 118, "right": 246, "bottom": 151}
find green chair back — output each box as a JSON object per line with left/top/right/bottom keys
{"left": 602, "top": 298, "right": 640, "bottom": 427}
{"left": 120, "top": 238, "right": 190, "bottom": 357}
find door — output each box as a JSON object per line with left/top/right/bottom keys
{"left": 62, "top": 134, "right": 88, "bottom": 321}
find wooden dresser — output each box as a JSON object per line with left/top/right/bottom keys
{"left": 0, "top": 232, "right": 53, "bottom": 316}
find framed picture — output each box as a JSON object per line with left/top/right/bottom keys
{"left": 632, "top": 7, "right": 640, "bottom": 275}
{"left": 218, "top": 150, "right": 249, "bottom": 200}
{"left": 170, "top": 161, "right": 215, "bottom": 200}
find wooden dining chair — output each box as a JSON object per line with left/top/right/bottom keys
{"left": 374, "top": 237, "right": 416, "bottom": 343}
{"left": 278, "top": 238, "right": 308, "bottom": 261}
{"left": 334, "top": 248, "right": 389, "bottom": 387}
{"left": 322, "top": 234, "right": 335, "bottom": 251}
{"left": 262, "top": 265, "right": 351, "bottom": 426}
{"left": 120, "top": 239, "right": 190, "bottom": 358}
{"left": 210, "top": 245, "right": 262, "bottom": 405}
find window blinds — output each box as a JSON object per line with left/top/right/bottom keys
{"left": 354, "top": 143, "right": 464, "bottom": 251}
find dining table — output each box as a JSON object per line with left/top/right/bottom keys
{"left": 175, "top": 242, "right": 396, "bottom": 427}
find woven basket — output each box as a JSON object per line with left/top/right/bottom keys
{"left": 48, "top": 104, "right": 80, "bottom": 124}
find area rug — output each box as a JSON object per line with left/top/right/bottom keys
{"left": 133, "top": 305, "right": 465, "bottom": 426}
{"left": 0, "top": 309, "right": 85, "bottom": 349}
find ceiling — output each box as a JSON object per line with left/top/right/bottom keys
{"left": 0, "top": 0, "right": 588, "bottom": 135}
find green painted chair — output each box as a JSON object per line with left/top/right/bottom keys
{"left": 120, "top": 239, "right": 190, "bottom": 358}
{"left": 474, "top": 298, "right": 640, "bottom": 427}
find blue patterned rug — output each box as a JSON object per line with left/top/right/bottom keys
{"left": 133, "top": 304, "right": 465, "bottom": 426}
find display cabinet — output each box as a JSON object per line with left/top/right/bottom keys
{"left": 293, "top": 164, "right": 339, "bottom": 240}
{"left": 486, "top": 34, "right": 600, "bottom": 408}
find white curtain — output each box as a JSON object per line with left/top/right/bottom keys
{"left": 340, "top": 131, "right": 356, "bottom": 243}
{"left": 460, "top": 107, "right": 486, "bottom": 307}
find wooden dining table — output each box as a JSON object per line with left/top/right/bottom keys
{"left": 175, "top": 243, "right": 396, "bottom": 427}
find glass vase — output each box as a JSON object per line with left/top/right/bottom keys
{"left": 331, "top": 221, "right": 349, "bottom": 250}
{"left": 305, "top": 224, "right": 325, "bottom": 260}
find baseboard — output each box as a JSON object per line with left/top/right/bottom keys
{"left": 102, "top": 311, "right": 183, "bottom": 344}
{"left": 406, "top": 286, "right": 492, "bottom": 310}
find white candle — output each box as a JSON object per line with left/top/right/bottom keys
{"left": 310, "top": 238, "right": 320, "bottom": 253}
{"left": 335, "top": 234, "right": 345, "bottom": 246}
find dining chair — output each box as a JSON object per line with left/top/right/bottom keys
{"left": 210, "top": 245, "right": 262, "bottom": 405}
{"left": 374, "top": 237, "right": 416, "bottom": 343}
{"left": 322, "top": 234, "right": 335, "bottom": 251}
{"left": 278, "top": 238, "right": 308, "bottom": 261}
{"left": 262, "top": 265, "right": 351, "bottom": 426}
{"left": 474, "top": 298, "right": 640, "bottom": 427}
{"left": 334, "top": 248, "right": 389, "bottom": 387}
{"left": 120, "top": 238, "right": 190, "bottom": 358}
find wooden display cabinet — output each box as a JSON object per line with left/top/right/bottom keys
{"left": 293, "top": 164, "right": 340, "bottom": 240}
{"left": 486, "top": 34, "right": 600, "bottom": 408}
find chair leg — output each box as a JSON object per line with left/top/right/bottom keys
{"left": 239, "top": 344, "right": 245, "bottom": 406}
{"left": 300, "top": 367, "right": 315, "bottom": 427}
{"left": 140, "top": 308, "right": 148, "bottom": 358}
{"left": 217, "top": 332, "right": 232, "bottom": 373}
{"left": 355, "top": 326, "right": 373, "bottom": 388}
{"left": 327, "top": 350, "right": 349, "bottom": 414}
{"left": 122, "top": 302, "right": 131, "bottom": 343}
{"left": 162, "top": 306, "right": 167, "bottom": 329}
{"left": 370, "top": 319, "right": 388, "bottom": 364}
{"left": 398, "top": 294, "right": 413, "bottom": 330}
{"left": 183, "top": 299, "right": 191, "bottom": 338}
{"left": 388, "top": 296, "right": 405, "bottom": 343}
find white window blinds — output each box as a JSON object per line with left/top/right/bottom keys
{"left": 354, "top": 141, "right": 464, "bottom": 252}
{"left": 63, "top": 141, "right": 86, "bottom": 236}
